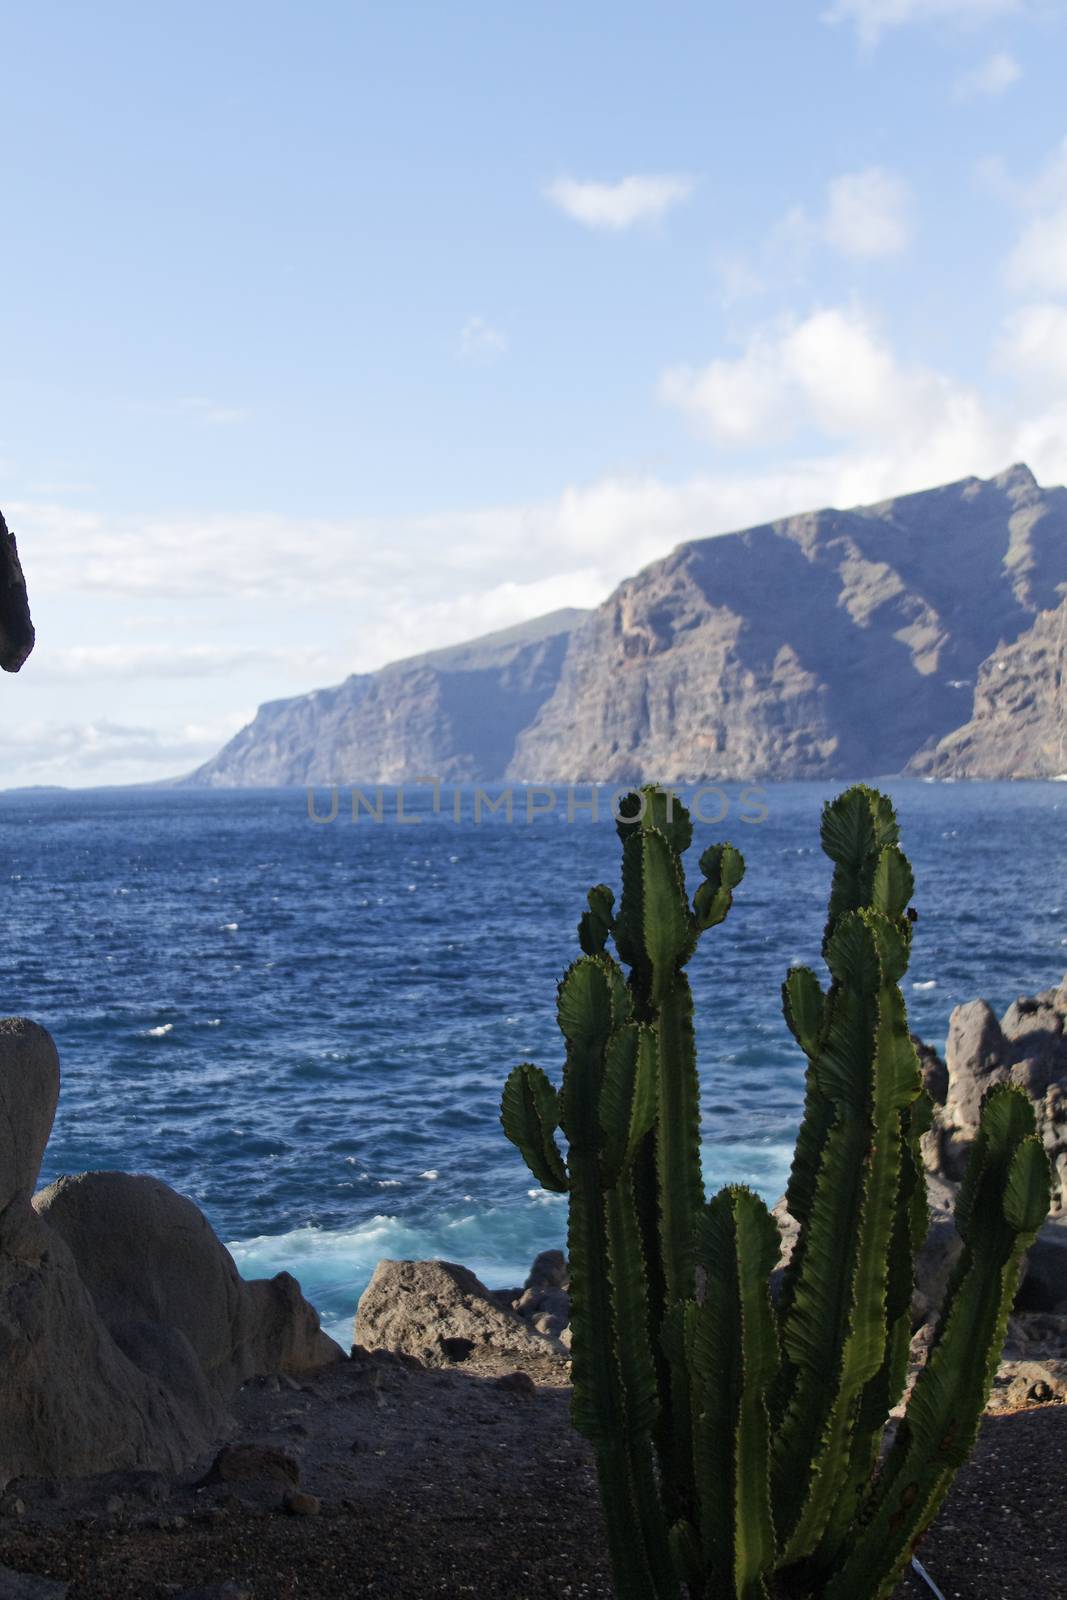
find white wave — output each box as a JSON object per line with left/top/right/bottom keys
{"left": 912, "top": 980, "right": 938, "bottom": 991}
{"left": 226, "top": 1198, "right": 571, "bottom": 1348}
{"left": 419, "top": 1169, "right": 439, "bottom": 1180}
{"left": 220, "top": 922, "right": 239, "bottom": 932}
{"left": 143, "top": 1023, "right": 174, "bottom": 1038}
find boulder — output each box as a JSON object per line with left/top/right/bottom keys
{"left": 354, "top": 1259, "right": 564, "bottom": 1366}
{"left": 1, "top": 1019, "right": 343, "bottom": 1485}
{"left": 524, "top": 1249, "right": 567, "bottom": 1292}
{"left": 923, "top": 976, "right": 1067, "bottom": 1210}
{"left": 0, "top": 509, "right": 35, "bottom": 673}
{"left": 201, "top": 1444, "right": 300, "bottom": 1488}
{"left": 943, "top": 999, "right": 1008, "bottom": 1136}
{"left": 35, "top": 1172, "right": 340, "bottom": 1393}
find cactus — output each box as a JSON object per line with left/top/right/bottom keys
{"left": 501, "top": 784, "right": 1051, "bottom": 1600}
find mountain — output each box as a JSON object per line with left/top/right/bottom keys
{"left": 909, "top": 596, "right": 1067, "bottom": 780}
{"left": 186, "top": 609, "right": 587, "bottom": 786}
{"left": 186, "top": 465, "right": 1067, "bottom": 787}
{"left": 509, "top": 463, "right": 1066, "bottom": 781}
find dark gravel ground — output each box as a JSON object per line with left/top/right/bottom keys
{"left": 0, "top": 1351, "right": 1061, "bottom": 1599}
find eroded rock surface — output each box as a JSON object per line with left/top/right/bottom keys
{"left": 353, "top": 1258, "right": 566, "bottom": 1366}
{"left": 1, "top": 1020, "right": 342, "bottom": 1485}
{"left": 0, "top": 509, "right": 34, "bottom": 673}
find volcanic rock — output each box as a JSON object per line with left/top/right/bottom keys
{"left": 0, "top": 509, "right": 34, "bottom": 673}
{"left": 353, "top": 1258, "right": 565, "bottom": 1366}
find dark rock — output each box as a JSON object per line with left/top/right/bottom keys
{"left": 201, "top": 1444, "right": 301, "bottom": 1489}
{"left": 439, "top": 1336, "right": 475, "bottom": 1363}
{"left": 0, "top": 1567, "right": 68, "bottom": 1599}
{"left": 0, "top": 510, "right": 35, "bottom": 673}
{"left": 494, "top": 1371, "right": 537, "bottom": 1398}
{"left": 282, "top": 1490, "right": 321, "bottom": 1516}
{"left": 1014, "top": 1217, "right": 1067, "bottom": 1313}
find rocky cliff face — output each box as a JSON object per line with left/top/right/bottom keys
{"left": 510, "top": 464, "right": 1067, "bottom": 781}
{"left": 0, "top": 506, "right": 35, "bottom": 672}
{"left": 187, "top": 609, "right": 586, "bottom": 787}
{"left": 187, "top": 464, "right": 1067, "bottom": 786}
{"left": 909, "top": 596, "right": 1067, "bottom": 779}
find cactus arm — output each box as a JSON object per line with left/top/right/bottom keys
{"left": 600, "top": 1024, "right": 658, "bottom": 1187}
{"left": 814, "top": 1095, "right": 928, "bottom": 1568}
{"left": 691, "top": 1187, "right": 780, "bottom": 1600}
{"left": 820, "top": 785, "right": 899, "bottom": 940}
{"left": 823, "top": 1086, "right": 1051, "bottom": 1600}
{"left": 772, "top": 906, "right": 919, "bottom": 1565}
{"left": 558, "top": 951, "right": 678, "bottom": 1600}
{"left": 500, "top": 1062, "right": 569, "bottom": 1193}
{"left": 579, "top": 883, "right": 616, "bottom": 956}
{"left": 605, "top": 1174, "right": 681, "bottom": 1599}
{"left": 693, "top": 842, "right": 745, "bottom": 930}
{"left": 782, "top": 965, "right": 826, "bottom": 1059}
{"left": 654, "top": 975, "right": 705, "bottom": 1306}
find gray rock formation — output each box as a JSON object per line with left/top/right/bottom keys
{"left": 923, "top": 976, "right": 1067, "bottom": 1213}
{"left": 0, "top": 509, "right": 34, "bottom": 673}
{"left": 909, "top": 595, "right": 1067, "bottom": 778}
{"left": 0, "top": 1019, "right": 343, "bottom": 1484}
{"left": 353, "top": 1258, "right": 565, "bottom": 1366}
{"left": 184, "top": 464, "right": 1066, "bottom": 786}
{"left": 35, "top": 1172, "right": 340, "bottom": 1394}
{"left": 187, "top": 609, "right": 586, "bottom": 786}
{"left": 913, "top": 976, "right": 1067, "bottom": 1317}
{"left": 512, "top": 464, "right": 1067, "bottom": 781}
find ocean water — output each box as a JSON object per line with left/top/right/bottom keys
{"left": 1, "top": 780, "right": 1064, "bottom": 1346}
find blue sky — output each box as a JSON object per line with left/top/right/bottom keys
{"left": 3, "top": 0, "right": 1067, "bottom": 785}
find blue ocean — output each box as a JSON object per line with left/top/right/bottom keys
{"left": 1, "top": 781, "right": 1064, "bottom": 1346}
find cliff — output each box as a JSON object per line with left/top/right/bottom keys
{"left": 186, "top": 609, "right": 586, "bottom": 787}
{"left": 186, "top": 465, "right": 1067, "bottom": 786}
{"left": 909, "top": 597, "right": 1067, "bottom": 779}
{"left": 509, "top": 463, "right": 1066, "bottom": 781}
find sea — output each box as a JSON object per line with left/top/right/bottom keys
{"left": 1, "top": 780, "right": 1064, "bottom": 1346}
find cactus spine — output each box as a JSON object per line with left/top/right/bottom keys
{"left": 501, "top": 785, "right": 1050, "bottom": 1600}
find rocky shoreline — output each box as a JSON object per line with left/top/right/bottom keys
{"left": 2, "top": 975, "right": 1066, "bottom": 1598}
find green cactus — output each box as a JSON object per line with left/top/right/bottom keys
{"left": 501, "top": 784, "right": 1050, "bottom": 1600}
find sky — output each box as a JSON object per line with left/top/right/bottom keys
{"left": 3, "top": 0, "right": 1067, "bottom": 787}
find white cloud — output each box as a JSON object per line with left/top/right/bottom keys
{"left": 823, "top": 168, "right": 915, "bottom": 259}
{"left": 0, "top": 717, "right": 242, "bottom": 787}
{"left": 11, "top": 282, "right": 1067, "bottom": 790}
{"left": 1001, "top": 136, "right": 1067, "bottom": 294}
{"left": 659, "top": 303, "right": 1067, "bottom": 496}
{"left": 1007, "top": 209, "right": 1067, "bottom": 294}
{"left": 544, "top": 173, "right": 695, "bottom": 230}
{"left": 27, "top": 644, "right": 340, "bottom": 683}
{"left": 718, "top": 170, "right": 913, "bottom": 299}
{"left": 824, "top": 0, "right": 1025, "bottom": 45}
{"left": 998, "top": 301, "right": 1067, "bottom": 382}
{"left": 457, "top": 315, "right": 508, "bottom": 362}
{"left": 953, "top": 50, "right": 1022, "bottom": 98}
